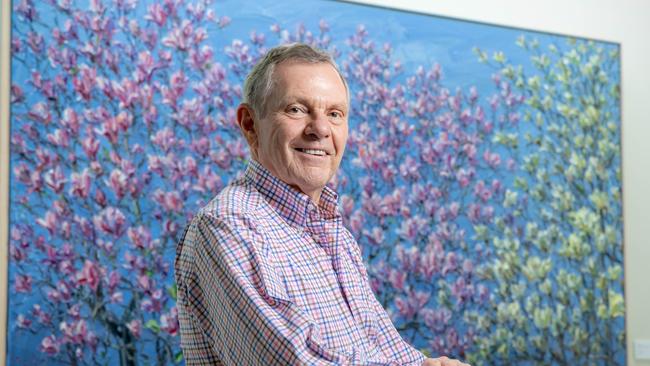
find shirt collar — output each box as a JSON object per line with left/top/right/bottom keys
{"left": 244, "top": 160, "right": 341, "bottom": 228}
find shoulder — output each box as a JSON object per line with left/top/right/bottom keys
{"left": 199, "top": 176, "right": 264, "bottom": 222}
{"left": 177, "top": 177, "right": 266, "bottom": 254}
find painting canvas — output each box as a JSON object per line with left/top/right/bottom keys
{"left": 7, "top": 0, "right": 624, "bottom": 365}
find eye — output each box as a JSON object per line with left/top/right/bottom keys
{"left": 286, "top": 105, "right": 306, "bottom": 114}
{"left": 329, "top": 110, "right": 344, "bottom": 119}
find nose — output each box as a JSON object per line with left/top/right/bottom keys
{"left": 304, "top": 112, "right": 330, "bottom": 140}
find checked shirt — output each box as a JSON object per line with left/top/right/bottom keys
{"left": 175, "top": 160, "right": 425, "bottom": 365}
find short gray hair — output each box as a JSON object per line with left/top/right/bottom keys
{"left": 242, "top": 43, "right": 349, "bottom": 118}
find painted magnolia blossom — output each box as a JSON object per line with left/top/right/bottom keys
{"left": 9, "top": 0, "right": 623, "bottom": 365}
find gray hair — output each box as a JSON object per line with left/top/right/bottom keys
{"left": 242, "top": 43, "right": 349, "bottom": 118}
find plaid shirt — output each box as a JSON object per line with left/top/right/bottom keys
{"left": 175, "top": 160, "right": 425, "bottom": 365}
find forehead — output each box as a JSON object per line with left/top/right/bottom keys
{"left": 271, "top": 61, "right": 348, "bottom": 102}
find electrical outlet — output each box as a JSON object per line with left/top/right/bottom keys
{"left": 635, "top": 340, "right": 650, "bottom": 360}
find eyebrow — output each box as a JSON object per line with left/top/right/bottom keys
{"left": 283, "top": 96, "right": 349, "bottom": 112}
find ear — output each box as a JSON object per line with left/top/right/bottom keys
{"left": 237, "top": 103, "right": 259, "bottom": 159}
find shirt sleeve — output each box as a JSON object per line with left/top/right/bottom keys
{"left": 345, "top": 230, "right": 426, "bottom": 366}
{"left": 175, "top": 211, "right": 394, "bottom": 365}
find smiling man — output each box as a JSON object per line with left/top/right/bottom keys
{"left": 175, "top": 43, "right": 470, "bottom": 366}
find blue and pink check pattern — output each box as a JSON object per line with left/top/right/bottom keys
{"left": 175, "top": 160, "right": 425, "bottom": 365}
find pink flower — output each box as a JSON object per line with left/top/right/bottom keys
{"left": 160, "top": 307, "right": 179, "bottom": 336}
{"left": 442, "top": 252, "right": 458, "bottom": 275}
{"left": 57, "top": 280, "right": 72, "bottom": 301}
{"left": 95, "top": 117, "right": 119, "bottom": 144}
{"left": 115, "top": 110, "right": 133, "bottom": 131}
{"left": 137, "top": 274, "right": 151, "bottom": 292}
{"left": 210, "top": 148, "right": 232, "bottom": 170}
{"left": 451, "top": 277, "right": 475, "bottom": 305}
{"left": 72, "top": 66, "right": 96, "bottom": 101}
{"left": 396, "top": 216, "right": 427, "bottom": 241}
{"left": 112, "top": 79, "right": 139, "bottom": 109}
{"left": 81, "top": 133, "right": 100, "bottom": 160}
{"left": 218, "top": 16, "right": 231, "bottom": 28}
{"left": 10, "top": 244, "right": 26, "bottom": 262}
{"left": 77, "top": 260, "right": 101, "bottom": 291}
{"left": 388, "top": 269, "right": 406, "bottom": 292}
{"left": 33, "top": 304, "right": 52, "bottom": 325}
{"left": 362, "top": 226, "right": 384, "bottom": 246}
{"left": 153, "top": 189, "right": 184, "bottom": 213}
{"left": 126, "top": 319, "right": 141, "bottom": 339}
{"left": 172, "top": 97, "right": 204, "bottom": 127}
{"left": 134, "top": 51, "right": 157, "bottom": 82}
{"left": 396, "top": 245, "right": 420, "bottom": 272}
{"left": 27, "top": 31, "right": 44, "bottom": 54}
{"left": 162, "top": 20, "right": 193, "bottom": 51}
{"left": 190, "top": 136, "right": 210, "bottom": 156}
{"left": 43, "top": 166, "right": 66, "bottom": 194}
{"left": 448, "top": 202, "right": 460, "bottom": 219}
{"left": 111, "top": 292, "right": 124, "bottom": 303}
{"left": 46, "top": 128, "right": 70, "bottom": 147}
{"left": 40, "top": 335, "right": 60, "bottom": 355}
{"left": 193, "top": 166, "right": 222, "bottom": 194}
{"left": 340, "top": 195, "right": 355, "bottom": 216}
{"left": 474, "top": 180, "right": 492, "bottom": 202}
{"left": 348, "top": 210, "right": 364, "bottom": 234}
{"left": 476, "top": 284, "right": 490, "bottom": 303}
{"left": 483, "top": 149, "right": 501, "bottom": 168}
{"left": 462, "top": 259, "right": 474, "bottom": 274}
{"left": 467, "top": 203, "right": 481, "bottom": 223}
{"left": 395, "top": 290, "right": 430, "bottom": 319}
{"left": 107, "top": 271, "right": 121, "bottom": 291}
{"left": 70, "top": 169, "right": 91, "bottom": 198}
{"left": 183, "top": 156, "right": 198, "bottom": 177}
{"left": 455, "top": 168, "right": 472, "bottom": 188}
{"left": 421, "top": 307, "right": 452, "bottom": 332}
{"left": 11, "top": 83, "right": 25, "bottom": 103}
{"left": 127, "top": 226, "right": 152, "bottom": 250}
{"left": 399, "top": 155, "right": 421, "bottom": 181}
{"left": 14, "top": 275, "right": 32, "bottom": 293}
{"left": 36, "top": 210, "right": 58, "bottom": 235}
{"left": 446, "top": 328, "right": 460, "bottom": 350}
{"left": 61, "top": 108, "right": 80, "bottom": 135}
{"left": 15, "top": 0, "right": 38, "bottom": 21}
{"left": 107, "top": 168, "right": 128, "bottom": 199}
{"left": 93, "top": 207, "right": 127, "bottom": 237}
{"left": 28, "top": 102, "right": 51, "bottom": 124}
{"left": 187, "top": 45, "right": 214, "bottom": 70}
{"left": 151, "top": 127, "right": 176, "bottom": 152}
{"left": 16, "top": 314, "right": 32, "bottom": 329}
{"left": 59, "top": 319, "right": 88, "bottom": 345}
{"left": 145, "top": 3, "right": 167, "bottom": 27}
{"left": 94, "top": 188, "right": 107, "bottom": 207}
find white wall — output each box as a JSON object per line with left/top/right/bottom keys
{"left": 352, "top": 1, "right": 650, "bottom": 365}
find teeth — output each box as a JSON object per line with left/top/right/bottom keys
{"left": 300, "top": 148, "right": 326, "bottom": 156}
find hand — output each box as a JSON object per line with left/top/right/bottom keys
{"left": 422, "top": 356, "right": 471, "bottom": 366}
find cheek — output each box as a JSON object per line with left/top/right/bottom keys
{"left": 266, "top": 128, "right": 292, "bottom": 159}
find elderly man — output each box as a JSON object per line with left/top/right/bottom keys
{"left": 175, "top": 43, "right": 469, "bottom": 366}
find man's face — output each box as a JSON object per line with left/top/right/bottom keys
{"left": 240, "top": 61, "right": 349, "bottom": 202}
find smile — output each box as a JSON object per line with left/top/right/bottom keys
{"left": 296, "top": 148, "right": 328, "bottom": 156}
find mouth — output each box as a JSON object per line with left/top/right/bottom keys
{"left": 295, "top": 148, "right": 329, "bottom": 157}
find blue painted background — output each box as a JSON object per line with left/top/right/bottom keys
{"left": 8, "top": 0, "right": 623, "bottom": 364}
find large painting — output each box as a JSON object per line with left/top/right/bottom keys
{"left": 7, "top": 0, "right": 623, "bottom": 365}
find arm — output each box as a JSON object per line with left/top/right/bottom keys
{"left": 343, "top": 231, "right": 471, "bottom": 366}
{"left": 176, "top": 212, "right": 354, "bottom": 365}
{"left": 342, "top": 231, "right": 425, "bottom": 365}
